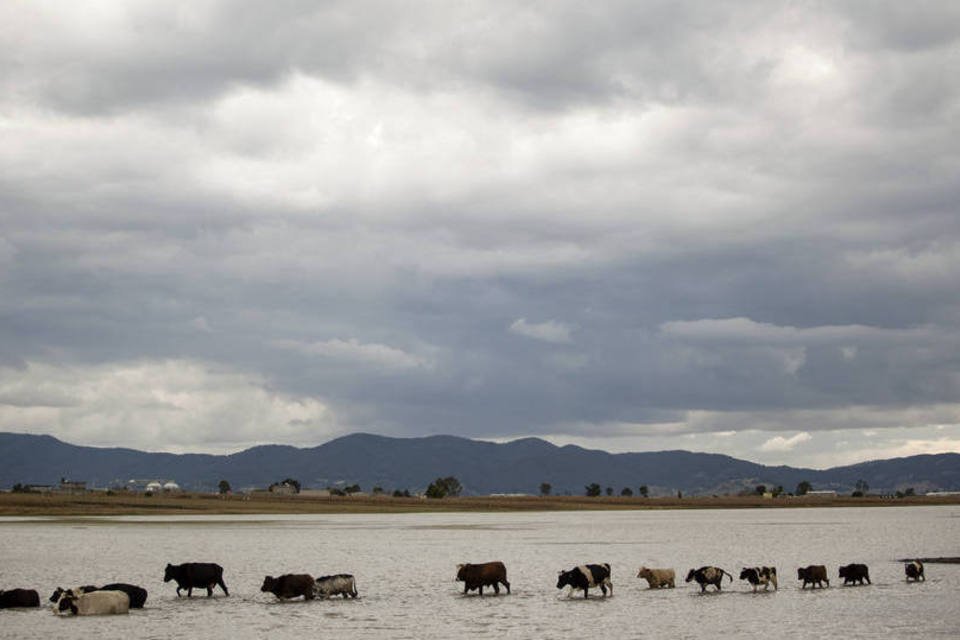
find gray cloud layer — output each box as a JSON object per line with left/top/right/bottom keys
{"left": 2, "top": 2, "right": 959, "bottom": 466}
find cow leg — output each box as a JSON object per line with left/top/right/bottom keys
{"left": 600, "top": 584, "right": 607, "bottom": 597}
{"left": 463, "top": 584, "right": 468, "bottom": 595}
{"left": 219, "top": 580, "right": 229, "bottom": 597}
{"left": 478, "top": 585, "right": 483, "bottom": 596}
{"left": 207, "top": 585, "right": 214, "bottom": 597}
{"left": 583, "top": 587, "right": 590, "bottom": 599}
{"left": 187, "top": 587, "right": 193, "bottom": 597}
{"left": 493, "top": 583, "right": 500, "bottom": 595}
{"left": 503, "top": 579, "right": 511, "bottom": 594}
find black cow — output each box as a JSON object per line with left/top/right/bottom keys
{"left": 739, "top": 566, "right": 777, "bottom": 592}
{"left": 685, "top": 566, "right": 733, "bottom": 592}
{"left": 556, "top": 564, "right": 612, "bottom": 598}
{"left": 164, "top": 563, "right": 229, "bottom": 597}
{"left": 905, "top": 560, "right": 925, "bottom": 582}
{"left": 0, "top": 589, "right": 40, "bottom": 608}
{"left": 456, "top": 561, "right": 510, "bottom": 596}
{"left": 49, "top": 586, "right": 97, "bottom": 602}
{"left": 261, "top": 574, "right": 315, "bottom": 600}
{"left": 798, "top": 565, "right": 829, "bottom": 588}
{"left": 839, "top": 563, "right": 870, "bottom": 586}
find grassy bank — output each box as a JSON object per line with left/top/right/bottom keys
{"left": 1, "top": 491, "right": 958, "bottom": 516}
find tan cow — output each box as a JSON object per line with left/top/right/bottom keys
{"left": 636, "top": 567, "right": 676, "bottom": 589}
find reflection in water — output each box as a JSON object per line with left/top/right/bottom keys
{"left": 1, "top": 507, "right": 959, "bottom": 639}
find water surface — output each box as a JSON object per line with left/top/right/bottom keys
{"left": 1, "top": 507, "right": 958, "bottom": 639}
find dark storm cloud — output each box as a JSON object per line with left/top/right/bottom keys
{"left": 1, "top": 2, "right": 959, "bottom": 465}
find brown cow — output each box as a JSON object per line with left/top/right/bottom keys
{"left": 637, "top": 567, "right": 675, "bottom": 588}
{"left": 456, "top": 562, "right": 510, "bottom": 596}
{"left": 798, "top": 565, "right": 829, "bottom": 589}
{"left": 261, "top": 574, "right": 316, "bottom": 600}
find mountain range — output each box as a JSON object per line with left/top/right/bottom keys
{"left": 1, "top": 431, "right": 958, "bottom": 496}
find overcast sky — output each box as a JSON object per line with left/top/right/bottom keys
{"left": 2, "top": 2, "right": 959, "bottom": 468}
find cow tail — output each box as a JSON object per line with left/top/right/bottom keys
{"left": 723, "top": 570, "right": 733, "bottom": 583}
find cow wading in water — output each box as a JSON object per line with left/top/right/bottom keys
{"left": 53, "top": 588, "right": 129, "bottom": 616}
{"left": 557, "top": 564, "right": 612, "bottom": 598}
{"left": 739, "top": 566, "right": 778, "bottom": 592}
{"left": 313, "top": 574, "right": 358, "bottom": 599}
{"left": 685, "top": 566, "right": 733, "bottom": 593}
{"left": 797, "top": 565, "right": 829, "bottom": 589}
{"left": 261, "top": 574, "right": 316, "bottom": 600}
{"left": 905, "top": 560, "right": 925, "bottom": 582}
{"left": 838, "top": 563, "right": 871, "bottom": 586}
{"left": 636, "top": 567, "right": 675, "bottom": 589}
{"left": 50, "top": 584, "right": 147, "bottom": 609}
{"left": 164, "top": 562, "right": 229, "bottom": 597}
{"left": 0, "top": 589, "right": 40, "bottom": 609}
{"left": 456, "top": 562, "right": 510, "bottom": 596}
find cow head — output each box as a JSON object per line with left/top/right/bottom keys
{"left": 637, "top": 567, "right": 650, "bottom": 579}
{"left": 739, "top": 568, "right": 754, "bottom": 581}
{"left": 838, "top": 566, "right": 848, "bottom": 578}
{"left": 797, "top": 567, "right": 807, "bottom": 580}
{"left": 455, "top": 564, "right": 468, "bottom": 581}
{"left": 260, "top": 576, "right": 277, "bottom": 592}
{"left": 55, "top": 589, "right": 79, "bottom": 615}
{"left": 556, "top": 570, "right": 574, "bottom": 590}
{"left": 163, "top": 564, "right": 176, "bottom": 582}
{"left": 49, "top": 587, "right": 65, "bottom": 603}
{"left": 685, "top": 569, "right": 697, "bottom": 583}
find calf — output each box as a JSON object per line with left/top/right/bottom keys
{"left": 456, "top": 561, "right": 510, "bottom": 596}
{"left": 0, "top": 588, "right": 40, "bottom": 608}
{"left": 685, "top": 566, "right": 732, "bottom": 592}
{"left": 163, "top": 562, "right": 229, "bottom": 597}
{"left": 905, "top": 560, "right": 925, "bottom": 582}
{"left": 839, "top": 563, "right": 870, "bottom": 586}
{"left": 54, "top": 589, "right": 129, "bottom": 616}
{"left": 261, "top": 574, "right": 316, "bottom": 600}
{"left": 636, "top": 567, "right": 675, "bottom": 589}
{"left": 312, "top": 574, "right": 358, "bottom": 599}
{"left": 798, "top": 565, "right": 829, "bottom": 589}
{"left": 739, "top": 566, "right": 778, "bottom": 591}
{"left": 556, "top": 564, "right": 612, "bottom": 598}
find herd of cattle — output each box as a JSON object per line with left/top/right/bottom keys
{"left": 0, "top": 559, "right": 929, "bottom": 615}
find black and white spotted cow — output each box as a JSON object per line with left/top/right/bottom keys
{"left": 685, "top": 566, "right": 733, "bottom": 592}
{"left": 739, "top": 566, "right": 778, "bottom": 591}
{"left": 50, "top": 584, "right": 146, "bottom": 609}
{"left": 905, "top": 560, "right": 925, "bottom": 582}
{"left": 556, "top": 564, "right": 612, "bottom": 598}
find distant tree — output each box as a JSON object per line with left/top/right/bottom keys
{"left": 281, "top": 478, "right": 301, "bottom": 493}
{"left": 585, "top": 483, "right": 602, "bottom": 497}
{"left": 620, "top": 487, "right": 633, "bottom": 497}
{"left": 218, "top": 480, "right": 231, "bottom": 495}
{"left": 904, "top": 487, "right": 916, "bottom": 496}
{"left": 426, "top": 476, "right": 462, "bottom": 499}
{"left": 539, "top": 482, "right": 552, "bottom": 497}
{"left": 796, "top": 480, "right": 812, "bottom": 496}
{"left": 638, "top": 485, "right": 649, "bottom": 498}
{"left": 372, "top": 485, "right": 384, "bottom": 495}
{"left": 344, "top": 483, "right": 362, "bottom": 494}
{"left": 11, "top": 483, "right": 26, "bottom": 493}
{"left": 605, "top": 486, "right": 614, "bottom": 496}
{"left": 755, "top": 485, "right": 767, "bottom": 495}
{"left": 329, "top": 487, "right": 346, "bottom": 496}
{"left": 773, "top": 485, "right": 784, "bottom": 497}
{"left": 677, "top": 490, "right": 683, "bottom": 499}
{"left": 855, "top": 479, "right": 869, "bottom": 494}
{"left": 392, "top": 489, "right": 411, "bottom": 498}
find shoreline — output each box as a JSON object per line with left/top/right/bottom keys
{"left": 2, "top": 492, "right": 958, "bottom": 516}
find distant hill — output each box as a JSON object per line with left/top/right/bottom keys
{"left": 1, "top": 431, "right": 958, "bottom": 496}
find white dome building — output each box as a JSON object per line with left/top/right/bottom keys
{"left": 145, "top": 481, "right": 163, "bottom": 495}
{"left": 163, "top": 481, "right": 181, "bottom": 493}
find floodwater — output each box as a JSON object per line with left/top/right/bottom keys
{"left": 1, "top": 507, "right": 958, "bottom": 639}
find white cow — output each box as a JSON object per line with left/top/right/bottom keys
{"left": 54, "top": 589, "right": 129, "bottom": 615}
